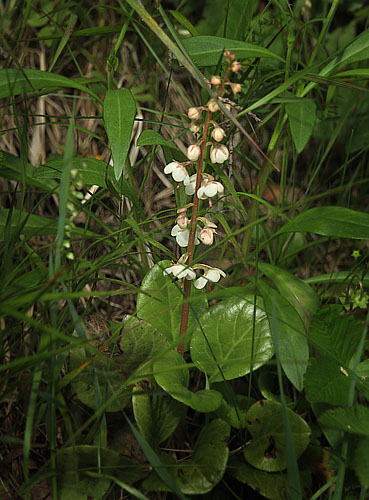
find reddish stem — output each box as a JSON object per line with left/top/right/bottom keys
{"left": 177, "top": 60, "right": 232, "bottom": 355}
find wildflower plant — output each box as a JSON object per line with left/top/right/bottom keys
{"left": 2, "top": 1, "right": 369, "bottom": 499}
{"left": 161, "top": 51, "right": 240, "bottom": 353}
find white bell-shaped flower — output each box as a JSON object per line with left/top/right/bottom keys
{"left": 171, "top": 224, "right": 200, "bottom": 247}
{"left": 197, "top": 180, "right": 224, "bottom": 200}
{"left": 184, "top": 174, "right": 197, "bottom": 196}
{"left": 211, "top": 127, "right": 226, "bottom": 142}
{"left": 163, "top": 264, "right": 196, "bottom": 281}
{"left": 187, "top": 144, "right": 201, "bottom": 161}
{"left": 210, "top": 144, "right": 229, "bottom": 164}
{"left": 194, "top": 267, "right": 226, "bottom": 289}
{"left": 164, "top": 161, "right": 188, "bottom": 182}
{"left": 199, "top": 227, "right": 215, "bottom": 245}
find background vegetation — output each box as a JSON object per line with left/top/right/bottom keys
{"left": 1, "top": 0, "right": 369, "bottom": 498}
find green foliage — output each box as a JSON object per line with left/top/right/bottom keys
{"left": 103, "top": 88, "right": 136, "bottom": 180}
{"left": 1, "top": 0, "right": 369, "bottom": 498}
{"left": 190, "top": 296, "right": 274, "bottom": 382}
{"left": 243, "top": 400, "right": 311, "bottom": 472}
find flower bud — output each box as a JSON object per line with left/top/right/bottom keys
{"left": 231, "top": 83, "right": 242, "bottom": 95}
{"left": 187, "top": 144, "right": 201, "bottom": 161}
{"left": 211, "top": 75, "right": 222, "bottom": 86}
{"left": 189, "top": 122, "right": 200, "bottom": 134}
{"left": 224, "top": 50, "right": 235, "bottom": 59}
{"left": 199, "top": 227, "right": 215, "bottom": 246}
{"left": 207, "top": 99, "right": 220, "bottom": 113}
{"left": 176, "top": 214, "right": 189, "bottom": 229}
{"left": 211, "top": 127, "right": 226, "bottom": 142}
{"left": 187, "top": 107, "right": 200, "bottom": 121}
{"left": 210, "top": 144, "right": 229, "bottom": 164}
{"left": 231, "top": 60, "right": 242, "bottom": 72}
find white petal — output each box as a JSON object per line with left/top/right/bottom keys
{"left": 163, "top": 266, "right": 174, "bottom": 276}
{"left": 215, "top": 182, "right": 224, "bottom": 194}
{"left": 171, "top": 224, "right": 180, "bottom": 236}
{"left": 194, "top": 277, "right": 207, "bottom": 289}
{"left": 204, "top": 183, "right": 218, "bottom": 198}
{"left": 184, "top": 174, "right": 196, "bottom": 186}
{"left": 197, "top": 186, "right": 207, "bottom": 199}
{"left": 176, "top": 230, "right": 190, "bottom": 247}
{"left": 172, "top": 166, "right": 187, "bottom": 182}
{"left": 205, "top": 269, "right": 221, "bottom": 282}
{"left": 164, "top": 161, "right": 178, "bottom": 174}
{"left": 185, "top": 269, "right": 196, "bottom": 280}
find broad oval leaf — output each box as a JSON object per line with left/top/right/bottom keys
{"left": 132, "top": 386, "right": 185, "bottom": 445}
{"left": 286, "top": 98, "right": 316, "bottom": 153}
{"left": 244, "top": 400, "right": 311, "bottom": 472}
{"left": 318, "top": 405, "right": 369, "bottom": 436}
{"left": 153, "top": 351, "right": 222, "bottom": 412}
{"left": 178, "top": 418, "right": 230, "bottom": 494}
{"left": 69, "top": 348, "right": 130, "bottom": 412}
{"left": 103, "top": 88, "right": 136, "bottom": 180}
{"left": 142, "top": 419, "right": 230, "bottom": 495}
{"left": 136, "top": 260, "right": 208, "bottom": 348}
{"left": 120, "top": 315, "right": 170, "bottom": 376}
{"left": 277, "top": 206, "right": 369, "bottom": 240}
{"left": 190, "top": 296, "right": 274, "bottom": 382}
{"left": 305, "top": 356, "right": 350, "bottom": 405}
{"left": 258, "top": 282, "right": 309, "bottom": 391}
{"left": 258, "top": 261, "right": 319, "bottom": 329}
{"left": 56, "top": 445, "right": 144, "bottom": 500}
{"left": 181, "top": 36, "right": 284, "bottom": 66}
{"left": 228, "top": 456, "right": 290, "bottom": 500}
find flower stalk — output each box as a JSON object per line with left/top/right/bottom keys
{"left": 162, "top": 52, "right": 241, "bottom": 354}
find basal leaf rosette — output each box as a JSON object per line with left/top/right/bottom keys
{"left": 190, "top": 296, "right": 274, "bottom": 382}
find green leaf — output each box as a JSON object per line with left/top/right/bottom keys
{"left": 327, "top": 28, "right": 369, "bottom": 72}
{"left": 227, "top": 456, "right": 290, "bottom": 500}
{"left": 181, "top": 36, "right": 284, "bottom": 67}
{"left": 56, "top": 445, "right": 144, "bottom": 500}
{"left": 258, "top": 262, "right": 319, "bottom": 330}
{"left": 190, "top": 296, "right": 274, "bottom": 383}
{"left": 132, "top": 386, "right": 185, "bottom": 446}
{"left": 276, "top": 207, "right": 369, "bottom": 240}
{"left": 318, "top": 405, "right": 369, "bottom": 436}
{"left": 143, "top": 419, "right": 230, "bottom": 495}
{"left": 136, "top": 260, "right": 208, "bottom": 348}
{"left": 258, "top": 283, "right": 309, "bottom": 391}
{"left": 0, "top": 68, "right": 100, "bottom": 101}
{"left": 309, "top": 306, "right": 363, "bottom": 365}
{"left": 304, "top": 356, "right": 351, "bottom": 405}
{"left": 103, "top": 88, "right": 136, "bottom": 180}
{"left": 258, "top": 371, "right": 291, "bottom": 404}
{"left": 0, "top": 152, "right": 57, "bottom": 189}
{"left": 286, "top": 98, "right": 316, "bottom": 153}
{"left": 136, "top": 129, "right": 179, "bottom": 150}
{"left": 352, "top": 438, "right": 369, "bottom": 488}
{"left": 153, "top": 351, "right": 222, "bottom": 412}
{"left": 0, "top": 209, "right": 98, "bottom": 240}
{"left": 34, "top": 158, "right": 115, "bottom": 187}
{"left": 244, "top": 400, "right": 311, "bottom": 472}
{"left": 169, "top": 10, "right": 199, "bottom": 37}
{"left": 119, "top": 316, "right": 170, "bottom": 376}
{"left": 178, "top": 419, "right": 230, "bottom": 494}
{"left": 69, "top": 348, "right": 130, "bottom": 412}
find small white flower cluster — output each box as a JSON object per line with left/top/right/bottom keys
{"left": 161, "top": 58, "right": 242, "bottom": 290}
{"left": 164, "top": 259, "right": 225, "bottom": 290}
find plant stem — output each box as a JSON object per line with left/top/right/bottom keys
{"left": 178, "top": 61, "right": 232, "bottom": 354}
{"left": 178, "top": 109, "right": 211, "bottom": 354}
